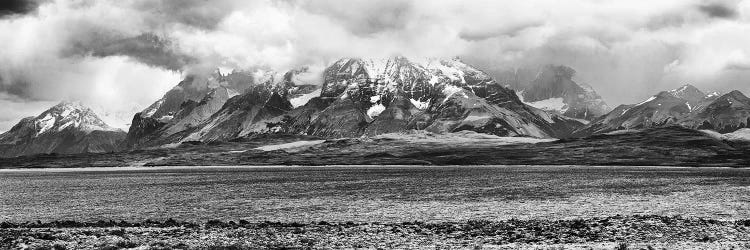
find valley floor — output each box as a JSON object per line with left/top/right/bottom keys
{"left": 3, "top": 216, "right": 750, "bottom": 249}
{"left": 2, "top": 164, "right": 749, "bottom": 249}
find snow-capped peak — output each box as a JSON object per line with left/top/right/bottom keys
{"left": 669, "top": 84, "right": 695, "bottom": 93}
{"left": 667, "top": 84, "right": 705, "bottom": 102}
{"left": 706, "top": 91, "right": 721, "bottom": 98}
{"left": 30, "top": 101, "right": 120, "bottom": 135}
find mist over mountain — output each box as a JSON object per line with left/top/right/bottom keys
{"left": 495, "top": 65, "right": 610, "bottom": 121}
{"left": 3, "top": 54, "right": 750, "bottom": 159}
{"left": 124, "top": 57, "right": 584, "bottom": 149}
{"left": 2, "top": 0, "right": 750, "bottom": 133}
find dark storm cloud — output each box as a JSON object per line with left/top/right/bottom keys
{"left": 65, "top": 33, "right": 197, "bottom": 71}
{"left": 301, "top": 0, "right": 414, "bottom": 36}
{"left": 4, "top": 0, "right": 750, "bottom": 132}
{"left": 646, "top": 13, "right": 688, "bottom": 30}
{"left": 134, "top": 0, "right": 238, "bottom": 30}
{"left": 698, "top": 2, "right": 738, "bottom": 19}
{"left": 724, "top": 62, "right": 750, "bottom": 71}
{"left": 0, "top": 0, "right": 40, "bottom": 17}
{"left": 0, "top": 78, "right": 30, "bottom": 98}
{"left": 458, "top": 22, "right": 544, "bottom": 41}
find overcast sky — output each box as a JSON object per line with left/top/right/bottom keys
{"left": 1, "top": 0, "right": 750, "bottom": 131}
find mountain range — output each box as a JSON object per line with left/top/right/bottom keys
{"left": 1, "top": 57, "right": 750, "bottom": 160}
{"left": 124, "top": 57, "right": 585, "bottom": 149}
{"left": 574, "top": 84, "right": 750, "bottom": 136}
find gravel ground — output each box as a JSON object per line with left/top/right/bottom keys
{"left": 2, "top": 215, "right": 750, "bottom": 249}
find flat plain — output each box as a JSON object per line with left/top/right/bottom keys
{"left": 2, "top": 166, "right": 750, "bottom": 249}
{"left": 2, "top": 166, "right": 749, "bottom": 222}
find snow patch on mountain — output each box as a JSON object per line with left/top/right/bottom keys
{"left": 370, "top": 95, "right": 381, "bottom": 103}
{"left": 227, "top": 88, "right": 241, "bottom": 99}
{"left": 410, "top": 98, "right": 430, "bottom": 109}
{"left": 290, "top": 89, "right": 321, "bottom": 108}
{"left": 442, "top": 85, "right": 467, "bottom": 102}
{"left": 36, "top": 114, "right": 56, "bottom": 135}
{"left": 367, "top": 103, "right": 386, "bottom": 118}
{"left": 636, "top": 96, "right": 657, "bottom": 106}
{"left": 515, "top": 91, "right": 525, "bottom": 102}
{"left": 701, "top": 128, "right": 750, "bottom": 142}
{"left": 362, "top": 58, "right": 390, "bottom": 79}
{"left": 143, "top": 99, "right": 164, "bottom": 118}
{"left": 669, "top": 85, "right": 694, "bottom": 96}
{"left": 429, "top": 63, "right": 466, "bottom": 83}
{"left": 526, "top": 98, "right": 567, "bottom": 113}
{"left": 725, "top": 129, "right": 750, "bottom": 141}
{"left": 255, "top": 140, "right": 326, "bottom": 152}
{"left": 374, "top": 130, "right": 555, "bottom": 145}
{"left": 464, "top": 114, "right": 492, "bottom": 122}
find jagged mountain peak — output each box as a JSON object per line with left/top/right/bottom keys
{"left": 326, "top": 56, "right": 519, "bottom": 109}
{"left": 0, "top": 101, "right": 126, "bottom": 157}
{"left": 667, "top": 84, "right": 705, "bottom": 103}
{"left": 52, "top": 100, "right": 87, "bottom": 110}
{"left": 509, "top": 64, "right": 609, "bottom": 120}
{"left": 329, "top": 56, "right": 478, "bottom": 81}
{"left": 654, "top": 90, "right": 682, "bottom": 99}
{"left": 126, "top": 58, "right": 585, "bottom": 148}
{"left": 669, "top": 83, "right": 701, "bottom": 93}
{"left": 576, "top": 85, "right": 750, "bottom": 136}
{"left": 30, "top": 101, "right": 119, "bottom": 135}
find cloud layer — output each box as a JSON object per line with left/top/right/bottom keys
{"left": 1, "top": 0, "right": 750, "bottom": 130}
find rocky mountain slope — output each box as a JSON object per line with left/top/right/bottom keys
{"left": 498, "top": 65, "right": 610, "bottom": 121}
{"left": 0, "top": 101, "right": 126, "bottom": 157}
{"left": 291, "top": 58, "right": 584, "bottom": 139}
{"left": 574, "top": 84, "right": 750, "bottom": 136}
{"left": 125, "top": 68, "right": 318, "bottom": 148}
{"left": 125, "top": 57, "right": 586, "bottom": 148}
{"left": 680, "top": 90, "right": 750, "bottom": 132}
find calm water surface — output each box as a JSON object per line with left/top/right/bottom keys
{"left": 1, "top": 165, "right": 749, "bottom": 222}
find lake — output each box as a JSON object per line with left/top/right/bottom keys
{"left": 1, "top": 166, "right": 749, "bottom": 223}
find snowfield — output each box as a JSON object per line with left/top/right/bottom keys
{"left": 701, "top": 128, "right": 750, "bottom": 141}
{"left": 289, "top": 89, "right": 321, "bottom": 108}
{"left": 526, "top": 97, "right": 567, "bottom": 113}
{"left": 374, "top": 130, "right": 556, "bottom": 145}
{"left": 254, "top": 140, "right": 327, "bottom": 152}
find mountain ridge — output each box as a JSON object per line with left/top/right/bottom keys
{"left": 574, "top": 84, "right": 750, "bottom": 136}
{"left": 124, "top": 57, "right": 586, "bottom": 148}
